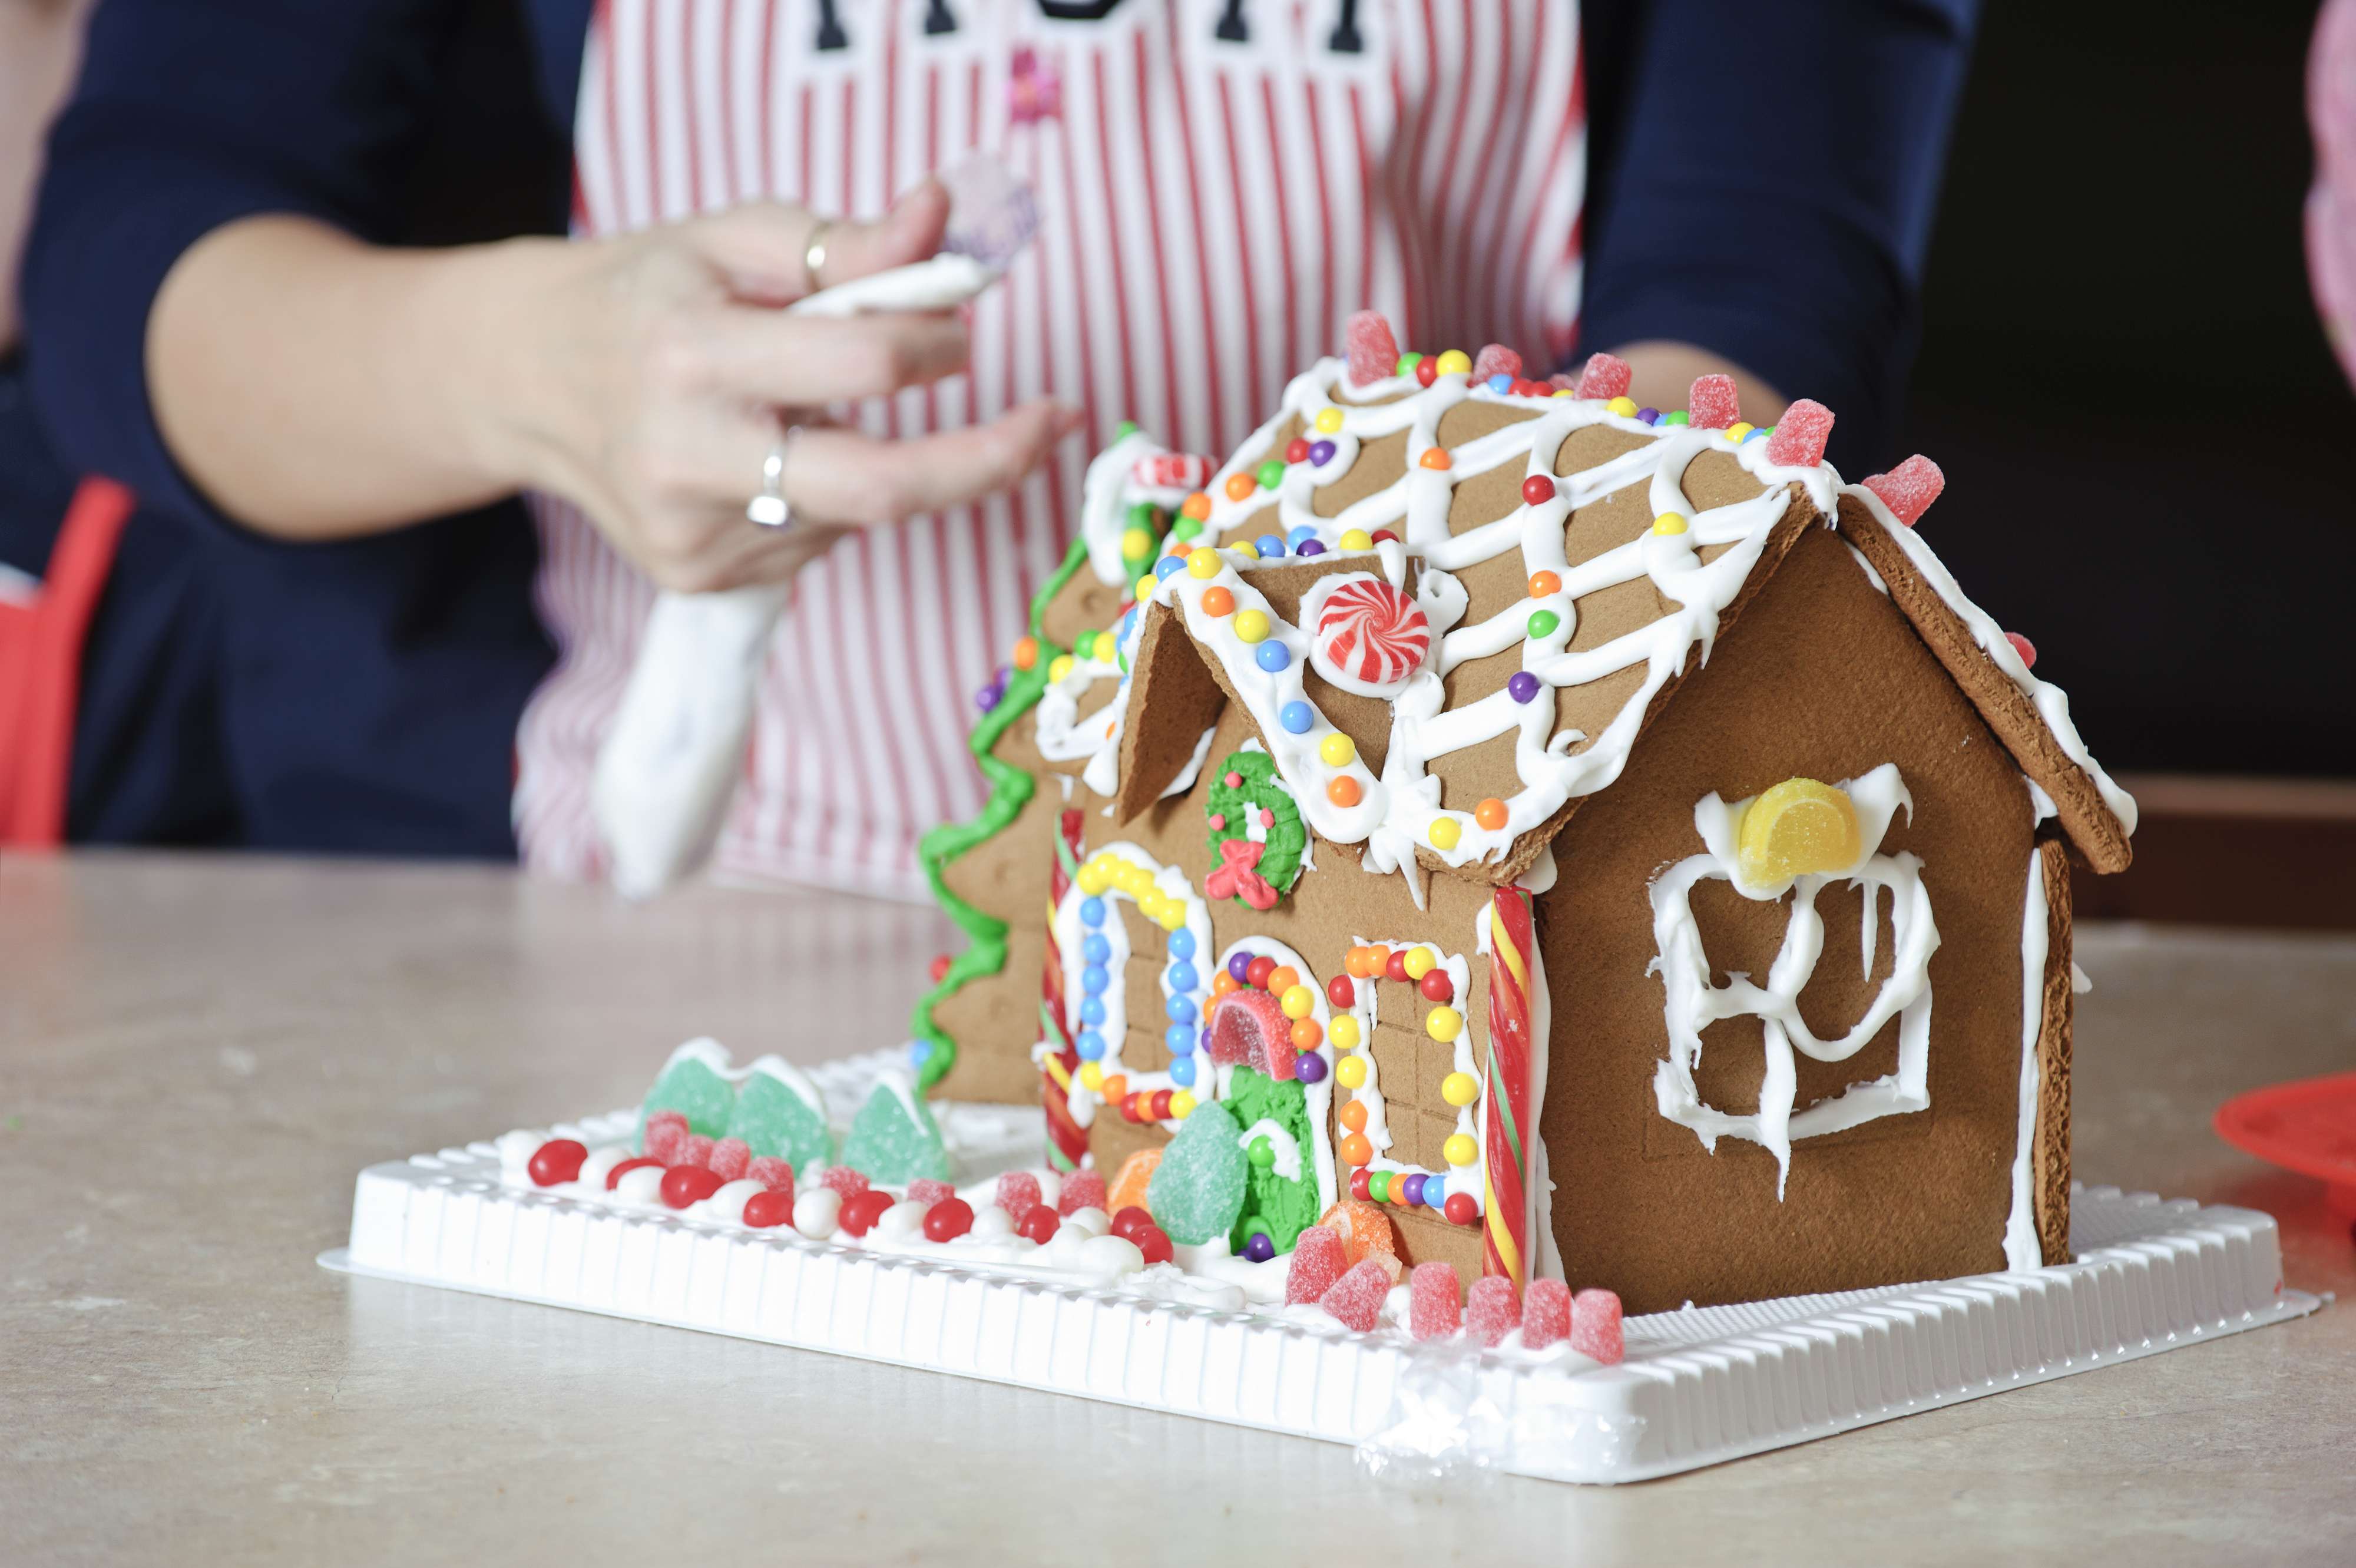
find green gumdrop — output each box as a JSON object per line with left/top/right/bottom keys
{"left": 726, "top": 1063, "right": 831, "bottom": 1176}
{"left": 1222, "top": 1067, "right": 1322, "bottom": 1255}
{"left": 638, "top": 1039, "right": 737, "bottom": 1147}
{"left": 839, "top": 1076, "right": 951, "bottom": 1185}
{"left": 1146, "top": 1097, "right": 1247, "bottom": 1246}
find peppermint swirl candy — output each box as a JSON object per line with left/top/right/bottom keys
{"left": 1312, "top": 578, "right": 1430, "bottom": 694}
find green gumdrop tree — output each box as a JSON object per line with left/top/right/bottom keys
{"left": 637, "top": 1048, "right": 737, "bottom": 1148}
{"left": 1145, "top": 1097, "right": 1248, "bottom": 1246}
{"left": 726, "top": 1071, "right": 832, "bottom": 1176}
{"left": 839, "top": 1080, "right": 952, "bottom": 1184}
{"left": 1222, "top": 1067, "right": 1321, "bottom": 1255}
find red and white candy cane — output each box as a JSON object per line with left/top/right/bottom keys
{"left": 1131, "top": 453, "right": 1213, "bottom": 491}
{"left": 1039, "top": 806, "right": 1090, "bottom": 1171}
{"left": 1315, "top": 578, "right": 1430, "bottom": 691}
{"left": 1482, "top": 887, "right": 1537, "bottom": 1287}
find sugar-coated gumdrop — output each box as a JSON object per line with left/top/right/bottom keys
{"left": 746, "top": 1156, "right": 795, "bottom": 1199}
{"left": 1134, "top": 1225, "right": 1175, "bottom": 1266}
{"left": 1861, "top": 453, "right": 1944, "bottom": 527}
{"left": 1467, "top": 1277, "right": 1520, "bottom": 1347}
{"left": 1144, "top": 1096, "right": 1248, "bottom": 1245}
{"left": 707, "top": 1137, "right": 751, "bottom": 1182}
{"left": 1111, "top": 1205, "right": 1156, "bottom": 1241}
{"left": 1285, "top": 1225, "right": 1348, "bottom": 1305}
{"left": 1688, "top": 375, "right": 1739, "bottom": 430}
{"left": 840, "top": 1075, "right": 952, "bottom": 1185}
{"left": 908, "top": 1178, "right": 955, "bottom": 1206}
{"left": 2005, "top": 632, "right": 2038, "bottom": 670}
{"left": 995, "top": 1172, "right": 1043, "bottom": 1218}
{"left": 1409, "top": 1262, "right": 1463, "bottom": 1340}
{"left": 1320, "top": 1259, "right": 1394, "bottom": 1333}
{"left": 1574, "top": 353, "right": 1633, "bottom": 402}
{"left": 1763, "top": 399, "right": 1835, "bottom": 468}
{"left": 1523, "top": 1279, "right": 1571, "bottom": 1349}
{"left": 922, "top": 1197, "right": 975, "bottom": 1242}
{"left": 742, "top": 1190, "right": 793, "bottom": 1229}
{"left": 643, "top": 1110, "right": 690, "bottom": 1166}
{"left": 1472, "top": 344, "right": 1523, "bottom": 382}
{"left": 1345, "top": 310, "right": 1401, "bottom": 388}
{"left": 1057, "top": 1169, "right": 1107, "bottom": 1216}
{"left": 837, "top": 1189, "right": 895, "bottom": 1237}
{"left": 1107, "top": 1149, "right": 1162, "bottom": 1218}
{"left": 1570, "top": 1288, "right": 1624, "bottom": 1364}
{"left": 1017, "top": 1203, "right": 1061, "bottom": 1243}
{"left": 528, "top": 1139, "right": 588, "bottom": 1187}
{"left": 605, "top": 1156, "right": 662, "bottom": 1191}
{"left": 661, "top": 1165, "right": 725, "bottom": 1209}
{"left": 1206, "top": 987, "right": 1298, "bottom": 1080}
{"left": 819, "top": 1166, "right": 872, "bottom": 1198}
{"left": 678, "top": 1134, "right": 716, "bottom": 1170}
{"left": 1316, "top": 1199, "right": 1401, "bottom": 1279}
{"left": 726, "top": 1066, "right": 831, "bottom": 1175}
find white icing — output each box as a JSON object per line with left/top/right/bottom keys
{"left": 2071, "top": 961, "right": 2092, "bottom": 995}
{"left": 743, "top": 1053, "right": 826, "bottom": 1118}
{"left": 1237, "top": 1117, "right": 1303, "bottom": 1182}
{"left": 1338, "top": 939, "right": 1484, "bottom": 1214}
{"left": 1160, "top": 726, "right": 1217, "bottom": 799}
{"left": 1031, "top": 652, "right": 1126, "bottom": 762}
{"left": 1079, "top": 428, "right": 1195, "bottom": 586}
{"left": 1647, "top": 765, "right": 1940, "bottom": 1196}
{"left": 2006, "top": 847, "right": 2051, "bottom": 1271}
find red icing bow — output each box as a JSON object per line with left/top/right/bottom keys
{"left": 1206, "top": 838, "right": 1279, "bottom": 911}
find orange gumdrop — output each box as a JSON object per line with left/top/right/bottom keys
{"left": 1528, "top": 570, "right": 1561, "bottom": 599}
{"left": 1107, "top": 1149, "right": 1162, "bottom": 1216}
{"left": 1328, "top": 776, "right": 1362, "bottom": 808}
{"left": 1223, "top": 472, "right": 1258, "bottom": 503}
{"left": 1319, "top": 1199, "right": 1402, "bottom": 1282}
{"left": 1200, "top": 586, "right": 1236, "bottom": 617}
{"left": 1474, "top": 798, "right": 1509, "bottom": 831}
{"left": 1339, "top": 1100, "right": 1369, "bottom": 1134}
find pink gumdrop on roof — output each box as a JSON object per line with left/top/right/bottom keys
{"left": 679, "top": 1134, "right": 717, "bottom": 1170}
{"left": 1319, "top": 1258, "right": 1394, "bottom": 1333}
{"left": 707, "top": 1137, "right": 751, "bottom": 1182}
{"left": 1522, "top": 1278, "right": 1571, "bottom": 1349}
{"left": 1574, "top": 352, "right": 1633, "bottom": 402}
{"left": 908, "top": 1179, "right": 955, "bottom": 1206}
{"left": 1861, "top": 454, "right": 1945, "bottom": 527}
{"left": 1345, "top": 310, "right": 1401, "bottom": 388}
{"left": 1763, "top": 399, "right": 1835, "bottom": 467}
{"left": 1409, "top": 1261, "right": 1462, "bottom": 1341}
{"left": 746, "top": 1156, "right": 794, "bottom": 1196}
{"left": 1284, "top": 1225, "right": 1348, "bottom": 1306}
{"left": 643, "top": 1110, "right": 689, "bottom": 1166}
{"left": 2005, "top": 632, "right": 2038, "bottom": 670}
{"left": 1466, "top": 1276, "right": 1520, "bottom": 1348}
{"left": 1570, "top": 1288, "right": 1624, "bottom": 1364}
{"left": 1472, "top": 343, "right": 1523, "bottom": 382}
{"left": 1057, "top": 1169, "right": 1107, "bottom": 1217}
{"left": 1688, "top": 374, "right": 1740, "bottom": 429}
{"left": 819, "top": 1166, "right": 872, "bottom": 1198}
{"left": 995, "top": 1171, "right": 1043, "bottom": 1219}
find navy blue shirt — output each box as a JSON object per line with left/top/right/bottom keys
{"left": 15, "top": 0, "right": 1976, "bottom": 856}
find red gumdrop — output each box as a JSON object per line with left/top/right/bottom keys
{"left": 1415, "top": 356, "right": 1440, "bottom": 388}
{"left": 995, "top": 1172, "right": 1043, "bottom": 1219}
{"left": 1861, "top": 454, "right": 1944, "bottom": 527}
{"left": 1206, "top": 987, "right": 1298, "bottom": 1081}
{"left": 746, "top": 1156, "right": 795, "bottom": 1196}
{"left": 1418, "top": 968, "right": 1453, "bottom": 1004}
{"left": 707, "top": 1137, "right": 751, "bottom": 1182}
{"left": 1472, "top": 344, "right": 1523, "bottom": 382}
{"left": 1409, "top": 1262, "right": 1463, "bottom": 1340}
{"left": 1467, "top": 1276, "right": 1521, "bottom": 1348}
{"left": 922, "top": 1197, "right": 975, "bottom": 1242}
{"left": 1320, "top": 1259, "right": 1394, "bottom": 1333}
{"left": 661, "top": 1165, "right": 726, "bottom": 1209}
{"left": 2005, "top": 632, "right": 2038, "bottom": 670}
{"left": 643, "top": 1110, "right": 690, "bottom": 1166}
{"left": 1570, "top": 1288, "right": 1624, "bottom": 1364}
{"left": 1245, "top": 955, "right": 1277, "bottom": 990}
{"left": 1522, "top": 1279, "right": 1572, "bottom": 1349}
{"left": 1345, "top": 310, "right": 1401, "bottom": 388}
{"left": 1384, "top": 949, "right": 1410, "bottom": 983}
{"left": 605, "top": 1156, "right": 662, "bottom": 1191}
{"left": 1133, "top": 1225, "right": 1175, "bottom": 1265}
{"left": 1326, "top": 974, "right": 1356, "bottom": 1010}
{"left": 1057, "top": 1169, "right": 1107, "bottom": 1217}
{"left": 742, "top": 1190, "right": 794, "bottom": 1229}
{"left": 837, "top": 1189, "right": 895, "bottom": 1237}
{"left": 908, "top": 1179, "right": 956, "bottom": 1206}
{"left": 1443, "top": 1191, "right": 1480, "bottom": 1226}
{"left": 1763, "top": 399, "right": 1834, "bottom": 467}
{"left": 680, "top": 1134, "right": 717, "bottom": 1170}
{"left": 528, "top": 1139, "right": 588, "bottom": 1187}
{"left": 819, "top": 1166, "right": 872, "bottom": 1199}
{"left": 1284, "top": 1225, "right": 1348, "bottom": 1306}
{"left": 1574, "top": 352, "right": 1633, "bottom": 402}
{"left": 1017, "top": 1203, "right": 1061, "bottom": 1243}
{"left": 1688, "top": 375, "right": 1739, "bottom": 430}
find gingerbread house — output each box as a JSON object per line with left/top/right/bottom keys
{"left": 914, "top": 320, "right": 2136, "bottom": 1313}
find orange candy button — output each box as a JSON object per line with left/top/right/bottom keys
{"left": 1223, "top": 472, "right": 1258, "bottom": 502}
{"left": 1340, "top": 1100, "right": 1369, "bottom": 1134}
{"left": 1418, "top": 448, "right": 1452, "bottom": 471}
{"left": 1475, "top": 798, "right": 1509, "bottom": 831}
{"left": 1289, "top": 1017, "right": 1322, "bottom": 1049}
{"left": 1200, "top": 586, "right": 1236, "bottom": 616}
{"left": 1211, "top": 970, "right": 1240, "bottom": 997}
{"left": 1266, "top": 965, "right": 1299, "bottom": 996}
{"left": 1338, "top": 1132, "right": 1374, "bottom": 1166}
{"left": 1328, "top": 776, "right": 1362, "bottom": 808}
{"left": 1181, "top": 491, "right": 1212, "bottom": 521}
{"left": 1100, "top": 1074, "right": 1128, "bottom": 1103}
{"left": 1528, "top": 571, "right": 1561, "bottom": 598}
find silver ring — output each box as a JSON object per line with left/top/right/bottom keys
{"left": 747, "top": 428, "right": 800, "bottom": 529}
{"left": 803, "top": 220, "right": 836, "bottom": 289}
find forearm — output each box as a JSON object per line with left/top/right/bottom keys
{"left": 1609, "top": 341, "right": 1787, "bottom": 428}
{"left": 0, "top": 0, "right": 94, "bottom": 351}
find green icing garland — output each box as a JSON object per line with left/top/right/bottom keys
{"left": 1203, "top": 751, "right": 1306, "bottom": 904}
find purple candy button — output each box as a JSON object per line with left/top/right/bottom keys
{"left": 1309, "top": 439, "right": 1337, "bottom": 466}
{"left": 1507, "top": 671, "right": 1541, "bottom": 704}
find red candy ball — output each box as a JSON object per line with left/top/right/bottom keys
{"left": 1385, "top": 949, "right": 1411, "bottom": 983}
{"left": 1349, "top": 1166, "right": 1372, "bottom": 1202}
{"left": 1521, "top": 474, "right": 1556, "bottom": 506}
{"left": 1419, "top": 968, "right": 1454, "bottom": 1003}
{"left": 604, "top": 1156, "right": 662, "bottom": 1191}
{"left": 1415, "top": 356, "right": 1440, "bottom": 388}
{"left": 742, "top": 1190, "right": 794, "bottom": 1229}
{"left": 1444, "top": 1192, "right": 1480, "bottom": 1226}
{"left": 838, "top": 1189, "right": 895, "bottom": 1237}
{"left": 1133, "top": 1225, "right": 1175, "bottom": 1266}
{"left": 1017, "top": 1203, "right": 1061, "bottom": 1244}
{"left": 1326, "top": 974, "right": 1355, "bottom": 1009}
{"left": 1285, "top": 437, "right": 1312, "bottom": 464}
{"left": 923, "top": 1197, "right": 975, "bottom": 1242}
{"left": 528, "top": 1139, "right": 588, "bottom": 1187}
{"left": 1245, "top": 955, "right": 1278, "bottom": 990}
{"left": 1150, "top": 1089, "right": 1174, "bottom": 1120}
{"left": 1111, "top": 1205, "right": 1155, "bottom": 1242}
{"left": 1370, "top": 529, "right": 1399, "bottom": 545}
{"left": 661, "top": 1165, "right": 726, "bottom": 1209}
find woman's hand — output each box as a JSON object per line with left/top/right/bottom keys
{"left": 149, "top": 180, "right": 1080, "bottom": 591}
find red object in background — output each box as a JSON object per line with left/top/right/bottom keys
{"left": 0, "top": 477, "right": 134, "bottom": 846}
{"left": 2213, "top": 1069, "right": 2356, "bottom": 1223}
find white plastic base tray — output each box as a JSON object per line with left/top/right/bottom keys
{"left": 324, "top": 1081, "right": 2322, "bottom": 1484}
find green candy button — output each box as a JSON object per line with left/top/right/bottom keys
{"left": 1528, "top": 609, "right": 1561, "bottom": 639}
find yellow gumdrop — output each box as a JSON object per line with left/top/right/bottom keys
{"left": 1426, "top": 1005, "right": 1463, "bottom": 1043}
{"left": 1335, "top": 1050, "right": 1367, "bottom": 1087}
{"left": 1339, "top": 529, "right": 1375, "bottom": 551}
{"left": 1435, "top": 349, "right": 1472, "bottom": 376}
{"left": 1329, "top": 1016, "right": 1363, "bottom": 1052}
{"left": 1428, "top": 817, "right": 1462, "bottom": 852}
{"left": 1280, "top": 984, "right": 1316, "bottom": 1020}
{"left": 1444, "top": 1133, "right": 1478, "bottom": 1167}
{"left": 1652, "top": 512, "right": 1689, "bottom": 536}
{"left": 1401, "top": 946, "right": 1435, "bottom": 980}
{"left": 1048, "top": 654, "right": 1076, "bottom": 683}
{"left": 1442, "top": 1071, "right": 1480, "bottom": 1107}
{"left": 1319, "top": 732, "right": 1356, "bottom": 768}
{"left": 1080, "top": 1061, "right": 1105, "bottom": 1091}
{"left": 1738, "top": 778, "right": 1863, "bottom": 885}
{"left": 1607, "top": 396, "right": 1640, "bottom": 418}
{"left": 1233, "top": 609, "right": 1270, "bottom": 644}
{"left": 1315, "top": 407, "right": 1345, "bottom": 435}
{"left": 1187, "top": 547, "right": 1223, "bottom": 580}
{"left": 1169, "top": 1090, "right": 1197, "bottom": 1119}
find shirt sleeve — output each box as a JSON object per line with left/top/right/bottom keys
{"left": 1576, "top": 0, "right": 1981, "bottom": 467}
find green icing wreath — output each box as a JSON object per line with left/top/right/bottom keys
{"left": 1204, "top": 751, "right": 1306, "bottom": 905}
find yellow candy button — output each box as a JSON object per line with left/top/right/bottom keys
{"left": 1428, "top": 817, "right": 1462, "bottom": 852}
{"left": 1607, "top": 396, "right": 1640, "bottom": 418}
{"left": 1335, "top": 1049, "right": 1367, "bottom": 1086}
{"left": 1080, "top": 1061, "right": 1104, "bottom": 1091}
{"left": 1315, "top": 408, "right": 1344, "bottom": 435}
{"left": 1738, "top": 778, "right": 1862, "bottom": 885}
{"left": 1329, "top": 1016, "right": 1362, "bottom": 1052}
{"left": 1652, "top": 512, "right": 1688, "bottom": 536}
{"left": 1427, "top": 1005, "right": 1463, "bottom": 1043}
{"left": 1319, "top": 732, "right": 1355, "bottom": 768}
{"left": 1186, "top": 547, "right": 1222, "bottom": 579}
{"left": 1434, "top": 349, "right": 1472, "bottom": 376}
{"left": 1727, "top": 422, "right": 1755, "bottom": 445}
{"left": 1280, "top": 984, "right": 1316, "bottom": 1020}
{"left": 1442, "top": 1071, "right": 1480, "bottom": 1107}
{"left": 1156, "top": 901, "right": 1187, "bottom": 931}
{"left": 1048, "top": 654, "right": 1075, "bottom": 683}
{"left": 1121, "top": 526, "right": 1153, "bottom": 560}
{"left": 1443, "top": 1132, "right": 1478, "bottom": 1167}
{"left": 1136, "top": 574, "right": 1157, "bottom": 603}
{"left": 1401, "top": 945, "right": 1435, "bottom": 980}
{"left": 1339, "top": 529, "right": 1374, "bottom": 551}
{"left": 1233, "top": 608, "right": 1270, "bottom": 644}
{"left": 1230, "top": 539, "right": 1260, "bottom": 560}
{"left": 1169, "top": 1090, "right": 1197, "bottom": 1119}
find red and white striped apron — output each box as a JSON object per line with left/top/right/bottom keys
{"left": 516, "top": 0, "right": 1586, "bottom": 898}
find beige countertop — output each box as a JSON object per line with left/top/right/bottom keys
{"left": 4, "top": 851, "right": 2351, "bottom": 1564}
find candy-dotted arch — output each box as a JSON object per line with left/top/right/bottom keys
{"left": 1335, "top": 939, "right": 1486, "bottom": 1218}
{"left": 1054, "top": 843, "right": 1213, "bottom": 1132}
{"left": 1210, "top": 934, "right": 1338, "bottom": 1216}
